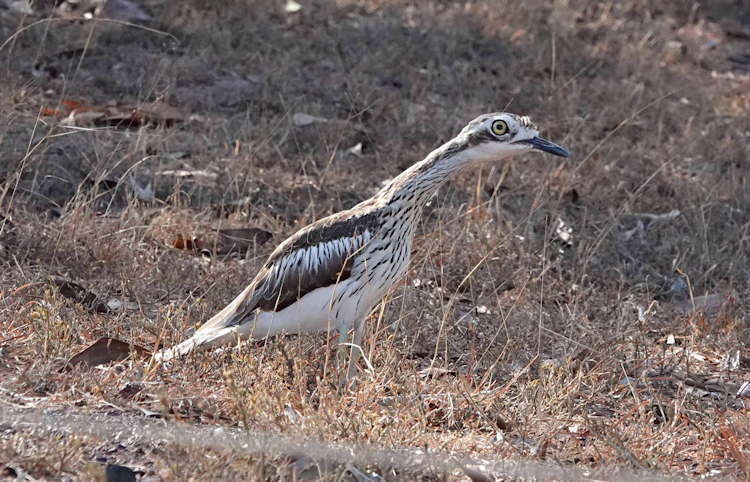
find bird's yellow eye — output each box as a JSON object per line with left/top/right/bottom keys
{"left": 491, "top": 120, "right": 509, "bottom": 136}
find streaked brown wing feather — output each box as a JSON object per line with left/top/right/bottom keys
{"left": 221, "top": 209, "right": 381, "bottom": 327}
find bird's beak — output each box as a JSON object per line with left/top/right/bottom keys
{"left": 520, "top": 137, "right": 570, "bottom": 158}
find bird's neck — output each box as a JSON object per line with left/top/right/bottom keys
{"left": 379, "top": 138, "right": 476, "bottom": 211}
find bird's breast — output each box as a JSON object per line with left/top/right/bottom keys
{"left": 354, "top": 224, "right": 413, "bottom": 296}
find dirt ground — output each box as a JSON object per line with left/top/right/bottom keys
{"left": 2, "top": 0, "right": 750, "bottom": 480}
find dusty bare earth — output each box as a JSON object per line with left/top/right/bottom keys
{"left": 2, "top": 0, "right": 750, "bottom": 480}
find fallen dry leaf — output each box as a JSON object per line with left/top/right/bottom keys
{"left": 129, "top": 101, "right": 187, "bottom": 127}
{"left": 215, "top": 228, "right": 273, "bottom": 255}
{"left": 118, "top": 383, "right": 144, "bottom": 400}
{"left": 171, "top": 235, "right": 198, "bottom": 250}
{"left": 51, "top": 276, "right": 110, "bottom": 313}
{"left": 43, "top": 99, "right": 187, "bottom": 128}
{"left": 172, "top": 228, "right": 272, "bottom": 256}
{"left": 65, "top": 337, "right": 150, "bottom": 371}
{"left": 101, "top": 101, "right": 187, "bottom": 128}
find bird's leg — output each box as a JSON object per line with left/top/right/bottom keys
{"left": 346, "top": 322, "right": 364, "bottom": 384}
{"left": 337, "top": 325, "right": 350, "bottom": 388}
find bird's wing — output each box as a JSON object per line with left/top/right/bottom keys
{"left": 193, "top": 209, "right": 382, "bottom": 335}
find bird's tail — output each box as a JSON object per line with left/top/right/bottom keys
{"left": 154, "top": 283, "right": 258, "bottom": 363}
{"left": 154, "top": 325, "right": 248, "bottom": 362}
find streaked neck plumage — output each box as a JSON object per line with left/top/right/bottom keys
{"left": 375, "top": 133, "right": 499, "bottom": 211}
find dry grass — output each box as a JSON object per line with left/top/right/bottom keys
{"left": 2, "top": 0, "right": 750, "bottom": 480}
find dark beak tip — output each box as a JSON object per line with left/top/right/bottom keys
{"left": 522, "top": 137, "right": 570, "bottom": 158}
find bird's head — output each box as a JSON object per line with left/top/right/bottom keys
{"left": 457, "top": 112, "right": 569, "bottom": 160}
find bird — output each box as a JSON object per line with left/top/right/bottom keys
{"left": 155, "top": 112, "right": 569, "bottom": 382}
